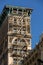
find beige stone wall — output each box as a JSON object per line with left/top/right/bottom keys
{"left": 8, "top": 13, "right": 31, "bottom": 65}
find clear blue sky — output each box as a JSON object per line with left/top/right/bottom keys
{"left": 0, "top": 0, "right": 43, "bottom": 48}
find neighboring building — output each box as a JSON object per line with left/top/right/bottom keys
{"left": 23, "top": 34, "right": 43, "bottom": 65}
{"left": 0, "top": 5, "right": 33, "bottom": 65}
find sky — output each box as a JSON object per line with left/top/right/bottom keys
{"left": 0, "top": 0, "right": 43, "bottom": 48}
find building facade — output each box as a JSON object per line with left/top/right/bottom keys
{"left": 0, "top": 5, "right": 33, "bottom": 65}
{"left": 23, "top": 34, "right": 43, "bottom": 65}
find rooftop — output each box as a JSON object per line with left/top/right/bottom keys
{"left": 6, "top": 5, "right": 33, "bottom": 10}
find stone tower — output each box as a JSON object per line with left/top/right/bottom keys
{"left": 7, "top": 5, "right": 33, "bottom": 65}
{"left": 0, "top": 5, "right": 33, "bottom": 65}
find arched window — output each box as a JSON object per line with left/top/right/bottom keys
{"left": 12, "top": 38, "right": 27, "bottom": 47}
